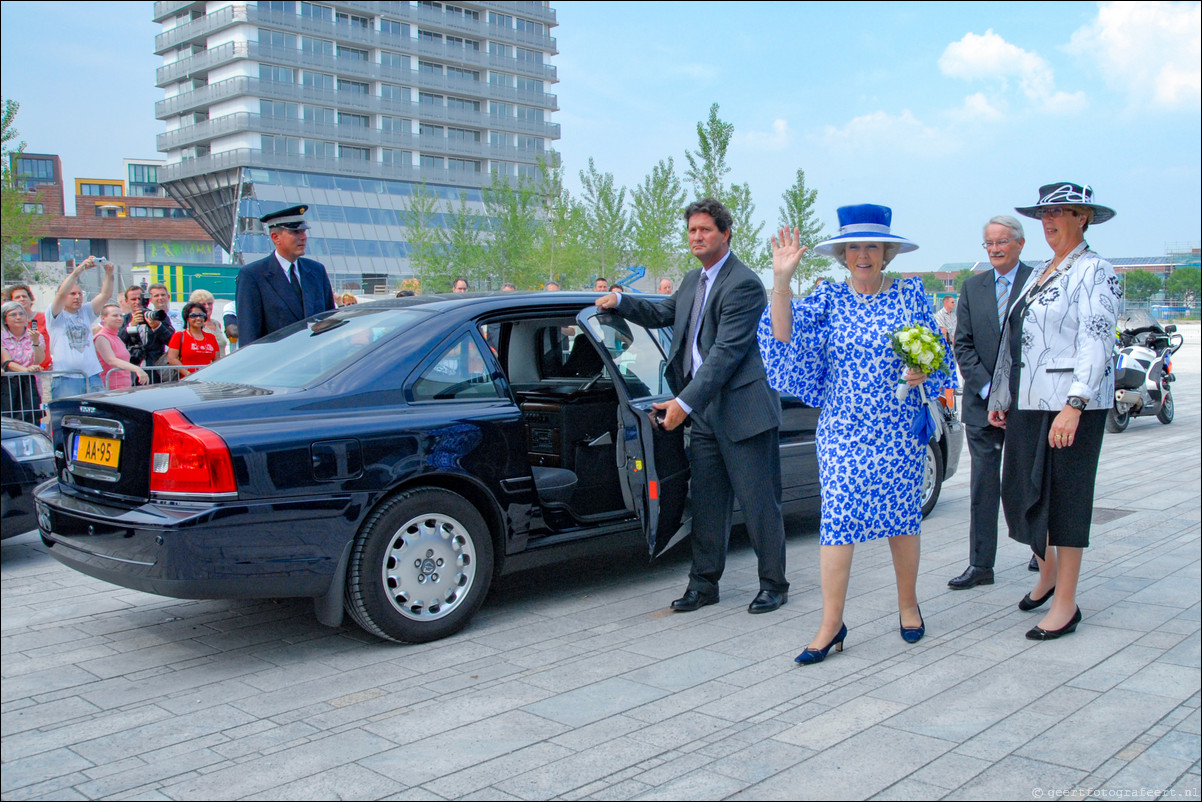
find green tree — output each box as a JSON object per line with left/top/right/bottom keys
{"left": 683, "top": 104, "right": 762, "bottom": 265}
{"left": 953, "top": 268, "right": 975, "bottom": 293}
{"left": 402, "top": 183, "right": 444, "bottom": 294}
{"left": 630, "top": 157, "right": 687, "bottom": 283}
{"left": 1122, "top": 269, "right": 1162, "bottom": 302}
{"left": 441, "top": 192, "right": 486, "bottom": 290}
{"left": 578, "top": 157, "right": 630, "bottom": 278}
{"left": 684, "top": 103, "right": 733, "bottom": 201}
{"left": 482, "top": 172, "right": 541, "bottom": 287}
{"left": 1165, "top": 266, "right": 1199, "bottom": 304}
{"left": 774, "top": 168, "right": 831, "bottom": 293}
{"left": 920, "top": 273, "right": 946, "bottom": 294}
{"left": 533, "top": 160, "right": 591, "bottom": 289}
{"left": 1, "top": 98, "right": 40, "bottom": 284}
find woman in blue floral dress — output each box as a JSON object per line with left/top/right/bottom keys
{"left": 759, "top": 205, "right": 953, "bottom": 664}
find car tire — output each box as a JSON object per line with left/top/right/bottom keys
{"left": 920, "top": 441, "right": 944, "bottom": 519}
{"left": 1156, "top": 390, "right": 1174, "bottom": 424}
{"left": 1105, "top": 406, "right": 1130, "bottom": 433}
{"left": 346, "top": 487, "right": 493, "bottom": 644}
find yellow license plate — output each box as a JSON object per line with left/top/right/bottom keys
{"left": 74, "top": 435, "right": 121, "bottom": 468}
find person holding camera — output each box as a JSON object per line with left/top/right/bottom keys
{"left": 119, "top": 284, "right": 174, "bottom": 383}
{"left": 48, "top": 256, "right": 114, "bottom": 398}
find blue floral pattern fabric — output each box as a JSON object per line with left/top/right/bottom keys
{"left": 758, "top": 276, "right": 953, "bottom": 545}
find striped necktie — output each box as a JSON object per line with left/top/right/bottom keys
{"left": 682, "top": 271, "right": 708, "bottom": 380}
{"left": 996, "top": 273, "right": 1011, "bottom": 327}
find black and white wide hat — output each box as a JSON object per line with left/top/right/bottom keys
{"left": 1015, "top": 182, "right": 1116, "bottom": 224}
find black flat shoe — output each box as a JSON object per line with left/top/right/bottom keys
{"left": 795, "top": 623, "right": 847, "bottom": 665}
{"left": 671, "top": 589, "right": 718, "bottom": 612}
{"left": 748, "top": 589, "right": 787, "bottom": 614}
{"left": 1026, "top": 607, "right": 1081, "bottom": 640}
{"left": 948, "top": 566, "right": 995, "bottom": 590}
{"left": 900, "top": 606, "right": 925, "bottom": 644}
{"left": 1018, "top": 586, "right": 1056, "bottom": 612}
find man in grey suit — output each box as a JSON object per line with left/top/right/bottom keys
{"left": 596, "top": 198, "right": 789, "bottom": 614}
{"left": 948, "top": 215, "right": 1033, "bottom": 589}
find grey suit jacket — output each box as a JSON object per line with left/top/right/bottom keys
{"left": 954, "top": 261, "right": 1031, "bottom": 427}
{"left": 613, "top": 253, "right": 780, "bottom": 442}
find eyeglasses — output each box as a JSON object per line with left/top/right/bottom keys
{"left": 187, "top": 313, "right": 207, "bottom": 320}
{"left": 982, "top": 239, "right": 1016, "bottom": 249}
{"left": 1038, "top": 207, "right": 1080, "bottom": 218}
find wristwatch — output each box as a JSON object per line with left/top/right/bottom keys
{"left": 1066, "top": 396, "right": 1088, "bottom": 411}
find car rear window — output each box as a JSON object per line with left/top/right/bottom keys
{"left": 189, "top": 307, "right": 429, "bottom": 388}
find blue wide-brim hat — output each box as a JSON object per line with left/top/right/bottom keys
{"left": 1015, "top": 182, "right": 1115, "bottom": 224}
{"left": 813, "top": 204, "right": 918, "bottom": 256}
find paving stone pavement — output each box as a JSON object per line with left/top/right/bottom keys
{"left": 3, "top": 325, "right": 1199, "bottom": 801}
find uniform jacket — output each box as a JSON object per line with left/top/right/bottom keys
{"left": 235, "top": 253, "right": 335, "bottom": 346}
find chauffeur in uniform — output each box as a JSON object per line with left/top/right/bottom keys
{"left": 235, "top": 205, "right": 335, "bottom": 347}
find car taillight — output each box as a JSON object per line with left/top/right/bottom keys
{"left": 150, "top": 409, "right": 236, "bottom": 497}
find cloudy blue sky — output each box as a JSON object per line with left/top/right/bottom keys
{"left": 2, "top": 1, "right": 1199, "bottom": 269}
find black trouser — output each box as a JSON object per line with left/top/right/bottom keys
{"left": 964, "top": 421, "right": 1005, "bottom": 568}
{"left": 686, "top": 412, "right": 789, "bottom": 596}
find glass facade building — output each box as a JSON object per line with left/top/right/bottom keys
{"left": 153, "top": 0, "right": 558, "bottom": 290}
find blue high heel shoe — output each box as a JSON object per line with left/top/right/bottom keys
{"left": 795, "top": 623, "right": 848, "bottom": 665}
{"left": 900, "top": 606, "right": 925, "bottom": 643}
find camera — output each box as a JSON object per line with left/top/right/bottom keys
{"left": 138, "top": 295, "right": 168, "bottom": 323}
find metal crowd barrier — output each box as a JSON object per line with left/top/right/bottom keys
{"left": 2, "top": 361, "right": 222, "bottom": 426}
{"left": 101, "top": 362, "right": 192, "bottom": 389}
{"left": 1, "top": 369, "right": 87, "bottom": 427}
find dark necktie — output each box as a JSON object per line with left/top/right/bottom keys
{"left": 682, "top": 272, "right": 708, "bottom": 379}
{"left": 289, "top": 263, "right": 304, "bottom": 308}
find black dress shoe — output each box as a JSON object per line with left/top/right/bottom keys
{"left": 1028, "top": 555, "right": 1040, "bottom": 572}
{"left": 948, "top": 566, "right": 995, "bottom": 590}
{"left": 748, "top": 589, "right": 787, "bottom": 614}
{"left": 671, "top": 589, "right": 718, "bottom": 612}
{"left": 1026, "top": 607, "right": 1081, "bottom": 640}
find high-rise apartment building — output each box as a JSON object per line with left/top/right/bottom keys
{"left": 153, "top": 1, "right": 558, "bottom": 290}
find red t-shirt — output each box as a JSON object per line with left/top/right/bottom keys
{"left": 168, "top": 330, "right": 219, "bottom": 375}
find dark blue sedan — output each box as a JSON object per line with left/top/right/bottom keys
{"left": 35, "top": 293, "right": 960, "bottom": 642}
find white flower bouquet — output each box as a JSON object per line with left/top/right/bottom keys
{"left": 891, "top": 325, "right": 944, "bottom": 402}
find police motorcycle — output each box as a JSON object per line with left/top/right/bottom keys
{"left": 1106, "top": 311, "right": 1184, "bottom": 433}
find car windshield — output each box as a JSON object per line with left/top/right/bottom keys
{"left": 188, "top": 306, "right": 429, "bottom": 388}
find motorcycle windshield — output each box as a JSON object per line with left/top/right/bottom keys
{"left": 1118, "top": 310, "right": 1164, "bottom": 332}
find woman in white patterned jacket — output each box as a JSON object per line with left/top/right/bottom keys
{"left": 988, "top": 182, "right": 1122, "bottom": 642}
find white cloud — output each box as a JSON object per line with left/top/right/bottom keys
{"left": 741, "top": 118, "right": 791, "bottom": 151}
{"left": 1067, "top": 1, "right": 1201, "bottom": 108}
{"left": 821, "top": 110, "right": 950, "bottom": 155}
{"left": 947, "top": 92, "right": 1006, "bottom": 122}
{"left": 939, "top": 29, "right": 1085, "bottom": 113}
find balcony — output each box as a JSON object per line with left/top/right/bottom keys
{"left": 153, "top": 1, "right": 202, "bottom": 23}
{"left": 157, "top": 111, "right": 422, "bottom": 151}
{"left": 155, "top": 4, "right": 245, "bottom": 53}
{"left": 246, "top": 6, "right": 556, "bottom": 79}
{"left": 156, "top": 40, "right": 245, "bottom": 86}
{"left": 161, "top": 147, "right": 495, "bottom": 190}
